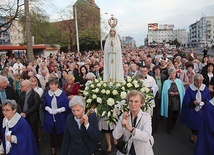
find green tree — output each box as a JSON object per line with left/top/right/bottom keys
{"left": 79, "top": 27, "right": 100, "bottom": 51}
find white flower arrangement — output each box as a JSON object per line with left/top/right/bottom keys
{"left": 83, "top": 76, "right": 154, "bottom": 125}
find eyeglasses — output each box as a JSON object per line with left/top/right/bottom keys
{"left": 2, "top": 109, "right": 12, "bottom": 112}
{"left": 20, "top": 85, "right": 26, "bottom": 88}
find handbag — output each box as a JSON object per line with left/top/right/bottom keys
{"left": 115, "top": 114, "right": 143, "bottom": 154}
{"left": 92, "top": 142, "right": 107, "bottom": 155}
{"left": 114, "top": 135, "right": 130, "bottom": 154}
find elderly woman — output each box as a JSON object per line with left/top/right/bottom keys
{"left": 180, "top": 74, "right": 211, "bottom": 143}
{"left": 62, "top": 74, "right": 79, "bottom": 100}
{"left": 61, "top": 96, "right": 101, "bottom": 155}
{"left": 43, "top": 78, "right": 70, "bottom": 155}
{"left": 0, "top": 100, "right": 38, "bottom": 155}
{"left": 161, "top": 68, "right": 185, "bottom": 134}
{"left": 113, "top": 90, "right": 154, "bottom": 155}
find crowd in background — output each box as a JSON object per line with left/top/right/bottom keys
{"left": 0, "top": 47, "right": 213, "bottom": 154}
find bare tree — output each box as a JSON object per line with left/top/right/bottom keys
{"left": 0, "top": 0, "right": 24, "bottom": 33}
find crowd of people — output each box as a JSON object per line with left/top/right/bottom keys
{"left": 0, "top": 46, "right": 213, "bottom": 155}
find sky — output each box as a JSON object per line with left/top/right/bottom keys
{"left": 49, "top": 0, "right": 214, "bottom": 46}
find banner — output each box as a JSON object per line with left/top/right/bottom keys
{"left": 159, "top": 24, "right": 174, "bottom": 30}
{"left": 148, "top": 23, "right": 158, "bottom": 30}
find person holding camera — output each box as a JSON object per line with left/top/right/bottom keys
{"left": 113, "top": 90, "right": 154, "bottom": 155}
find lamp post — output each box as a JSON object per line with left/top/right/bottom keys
{"left": 74, "top": 6, "right": 80, "bottom": 53}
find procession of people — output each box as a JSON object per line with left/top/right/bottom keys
{"left": 0, "top": 17, "right": 214, "bottom": 155}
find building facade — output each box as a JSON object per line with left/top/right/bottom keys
{"left": 9, "top": 20, "right": 25, "bottom": 45}
{"left": 122, "top": 36, "right": 136, "bottom": 49}
{"left": 147, "top": 26, "right": 188, "bottom": 47}
{"left": 189, "top": 16, "right": 214, "bottom": 48}
{"left": 0, "top": 17, "right": 10, "bottom": 45}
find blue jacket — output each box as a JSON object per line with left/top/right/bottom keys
{"left": 160, "top": 78, "right": 185, "bottom": 117}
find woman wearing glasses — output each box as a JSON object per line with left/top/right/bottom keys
{"left": 0, "top": 100, "right": 38, "bottom": 155}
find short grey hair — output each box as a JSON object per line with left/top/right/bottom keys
{"left": 86, "top": 72, "right": 95, "bottom": 79}
{"left": 0, "top": 75, "right": 9, "bottom": 84}
{"left": 194, "top": 73, "right": 204, "bottom": 81}
{"left": 2, "top": 100, "right": 17, "bottom": 110}
{"left": 69, "top": 95, "right": 86, "bottom": 108}
{"left": 168, "top": 67, "right": 176, "bottom": 74}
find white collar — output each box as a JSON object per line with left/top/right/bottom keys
{"left": 189, "top": 83, "right": 205, "bottom": 91}
{"left": 48, "top": 89, "right": 62, "bottom": 97}
{"left": 3, "top": 113, "right": 21, "bottom": 128}
{"left": 210, "top": 98, "right": 214, "bottom": 106}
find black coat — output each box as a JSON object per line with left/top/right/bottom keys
{"left": 17, "top": 89, "right": 41, "bottom": 128}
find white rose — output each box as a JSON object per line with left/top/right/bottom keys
{"left": 121, "top": 87, "right": 125, "bottom": 91}
{"left": 141, "top": 87, "right": 149, "bottom": 93}
{"left": 116, "top": 83, "right": 121, "bottom": 87}
{"left": 83, "top": 91, "right": 89, "bottom": 96}
{"left": 92, "top": 94, "right": 97, "bottom": 99}
{"left": 85, "top": 86, "right": 89, "bottom": 90}
{"left": 127, "top": 83, "right": 132, "bottom": 88}
{"left": 132, "top": 80, "right": 138, "bottom": 85}
{"left": 127, "top": 77, "right": 132, "bottom": 82}
{"left": 103, "top": 83, "right": 107, "bottom": 87}
{"left": 94, "top": 79, "right": 99, "bottom": 83}
{"left": 97, "top": 83, "right": 101, "bottom": 87}
{"left": 87, "top": 99, "right": 92, "bottom": 103}
{"left": 120, "top": 92, "right": 127, "bottom": 99}
{"left": 134, "top": 84, "right": 139, "bottom": 88}
{"left": 109, "top": 82, "right": 113, "bottom": 86}
{"left": 107, "top": 98, "right": 115, "bottom": 106}
{"left": 96, "top": 97, "right": 102, "bottom": 103}
{"left": 90, "top": 84, "right": 95, "bottom": 88}
{"left": 106, "top": 90, "right": 110, "bottom": 95}
{"left": 101, "top": 89, "right": 106, "bottom": 94}
{"left": 100, "top": 81, "right": 104, "bottom": 84}
{"left": 112, "top": 90, "right": 118, "bottom": 95}
{"left": 94, "top": 88, "right": 99, "bottom": 93}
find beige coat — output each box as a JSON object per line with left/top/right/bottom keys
{"left": 113, "top": 110, "right": 154, "bottom": 155}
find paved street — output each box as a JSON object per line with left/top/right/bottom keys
{"left": 40, "top": 117, "right": 195, "bottom": 155}
{"left": 185, "top": 48, "right": 214, "bottom": 56}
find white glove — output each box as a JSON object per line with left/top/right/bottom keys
{"left": 45, "top": 106, "right": 57, "bottom": 115}
{"left": 56, "top": 107, "right": 66, "bottom": 113}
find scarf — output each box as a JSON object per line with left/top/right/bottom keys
{"left": 3, "top": 113, "right": 21, "bottom": 154}
{"left": 48, "top": 89, "right": 62, "bottom": 110}
{"left": 190, "top": 83, "right": 206, "bottom": 111}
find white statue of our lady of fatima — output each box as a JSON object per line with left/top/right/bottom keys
{"left": 103, "top": 15, "right": 124, "bottom": 83}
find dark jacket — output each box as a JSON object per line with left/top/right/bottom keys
{"left": 17, "top": 89, "right": 41, "bottom": 128}
{"left": 61, "top": 113, "right": 102, "bottom": 155}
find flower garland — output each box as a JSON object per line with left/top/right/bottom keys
{"left": 83, "top": 76, "right": 154, "bottom": 125}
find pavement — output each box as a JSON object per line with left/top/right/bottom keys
{"left": 40, "top": 117, "right": 195, "bottom": 155}
{"left": 185, "top": 48, "right": 214, "bottom": 56}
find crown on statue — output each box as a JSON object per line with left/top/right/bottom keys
{"left": 108, "top": 15, "right": 118, "bottom": 28}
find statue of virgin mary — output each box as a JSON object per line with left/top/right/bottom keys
{"left": 103, "top": 16, "right": 124, "bottom": 83}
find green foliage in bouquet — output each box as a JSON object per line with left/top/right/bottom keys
{"left": 83, "top": 76, "right": 154, "bottom": 125}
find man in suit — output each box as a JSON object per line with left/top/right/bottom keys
{"left": 0, "top": 75, "right": 16, "bottom": 128}
{"left": 93, "top": 62, "right": 103, "bottom": 79}
{"left": 18, "top": 80, "right": 41, "bottom": 147}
